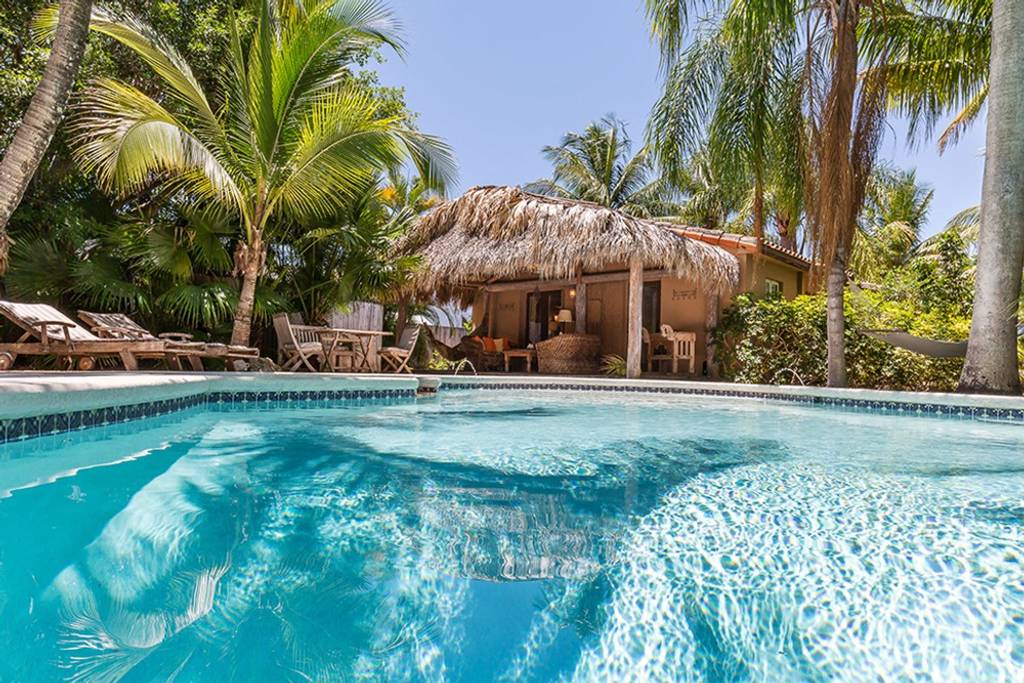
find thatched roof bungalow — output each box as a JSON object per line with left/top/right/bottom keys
{"left": 399, "top": 186, "right": 809, "bottom": 378}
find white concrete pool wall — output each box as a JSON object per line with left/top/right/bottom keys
{"left": 435, "top": 374, "right": 1024, "bottom": 412}
{"left": 0, "top": 372, "right": 419, "bottom": 420}
{"left": 1, "top": 371, "right": 1024, "bottom": 421}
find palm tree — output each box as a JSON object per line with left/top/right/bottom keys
{"left": 959, "top": 0, "right": 1024, "bottom": 395}
{"left": 59, "top": 0, "right": 455, "bottom": 345}
{"left": 526, "top": 116, "right": 680, "bottom": 217}
{"left": 647, "top": 15, "right": 807, "bottom": 243}
{"left": 850, "top": 166, "right": 933, "bottom": 280}
{"left": 0, "top": 0, "right": 93, "bottom": 274}
{"left": 862, "top": 0, "right": 990, "bottom": 153}
{"left": 647, "top": 0, "right": 890, "bottom": 387}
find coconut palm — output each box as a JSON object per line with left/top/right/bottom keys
{"left": 526, "top": 116, "right": 680, "bottom": 218}
{"left": 959, "top": 0, "right": 1024, "bottom": 394}
{"left": 0, "top": 0, "right": 93, "bottom": 274}
{"left": 861, "top": 0, "right": 990, "bottom": 153}
{"left": 850, "top": 166, "right": 933, "bottom": 280}
{"left": 56, "top": 0, "right": 456, "bottom": 345}
{"left": 647, "top": 0, "right": 890, "bottom": 387}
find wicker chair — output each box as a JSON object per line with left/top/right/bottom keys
{"left": 535, "top": 333, "right": 601, "bottom": 375}
{"left": 458, "top": 336, "right": 504, "bottom": 371}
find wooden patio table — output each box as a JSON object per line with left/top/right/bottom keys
{"left": 323, "top": 328, "right": 391, "bottom": 372}
{"left": 503, "top": 348, "right": 537, "bottom": 373}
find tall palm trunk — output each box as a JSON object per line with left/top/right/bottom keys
{"left": 231, "top": 233, "right": 265, "bottom": 347}
{"left": 959, "top": 0, "right": 1024, "bottom": 395}
{"left": 394, "top": 296, "right": 410, "bottom": 343}
{"left": 0, "top": 0, "right": 93, "bottom": 273}
{"left": 752, "top": 171, "right": 766, "bottom": 241}
{"left": 814, "top": 0, "right": 860, "bottom": 387}
{"left": 826, "top": 243, "right": 848, "bottom": 386}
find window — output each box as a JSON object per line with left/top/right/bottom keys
{"left": 765, "top": 279, "right": 783, "bottom": 298}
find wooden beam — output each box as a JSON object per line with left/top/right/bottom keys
{"left": 483, "top": 269, "right": 672, "bottom": 293}
{"left": 626, "top": 257, "right": 643, "bottom": 378}
{"left": 574, "top": 270, "right": 587, "bottom": 334}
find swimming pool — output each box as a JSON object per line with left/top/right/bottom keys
{"left": 0, "top": 387, "right": 1022, "bottom": 681}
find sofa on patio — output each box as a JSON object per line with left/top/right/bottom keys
{"left": 535, "top": 333, "right": 601, "bottom": 375}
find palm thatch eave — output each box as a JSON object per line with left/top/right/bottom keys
{"left": 397, "top": 185, "right": 740, "bottom": 300}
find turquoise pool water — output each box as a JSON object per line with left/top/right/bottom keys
{"left": 0, "top": 391, "right": 1022, "bottom": 681}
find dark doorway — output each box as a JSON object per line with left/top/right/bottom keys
{"left": 642, "top": 281, "right": 661, "bottom": 333}
{"left": 526, "top": 290, "right": 563, "bottom": 344}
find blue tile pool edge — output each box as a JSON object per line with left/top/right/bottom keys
{"left": 0, "top": 388, "right": 418, "bottom": 444}
{"left": 434, "top": 379, "right": 1024, "bottom": 424}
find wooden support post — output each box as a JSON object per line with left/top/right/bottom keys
{"left": 626, "top": 257, "right": 643, "bottom": 378}
{"left": 485, "top": 291, "right": 495, "bottom": 337}
{"left": 574, "top": 270, "right": 587, "bottom": 334}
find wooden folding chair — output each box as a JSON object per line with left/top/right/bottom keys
{"left": 379, "top": 326, "right": 420, "bottom": 374}
{"left": 272, "top": 313, "right": 325, "bottom": 372}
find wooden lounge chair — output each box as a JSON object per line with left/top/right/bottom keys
{"left": 0, "top": 301, "right": 166, "bottom": 371}
{"left": 273, "top": 313, "right": 326, "bottom": 372}
{"left": 78, "top": 311, "right": 260, "bottom": 370}
{"left": 379, "top": 326, "right": 420, "bottom": 373}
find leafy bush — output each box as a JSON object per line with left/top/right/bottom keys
{"left": 601, "top": 354, "right": 627, "bottom": 377}
{"left": 714, "top": 292, "right": 968, "bottom": 392}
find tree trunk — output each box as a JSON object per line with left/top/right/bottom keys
{"left": 0, "top": 0, "right": 93, "bottom": 273}
{"left": 752, "top": 172, "right": 765, "bottom": 242}
{"left": 394, "top": 296, "right": 409, "bottom": 343}
{"left": 626, "top": 257, "right": 643, "bottom": 379}
{"left": 826, "top": 244, "right": 848, "bottom": 387}
{"left": 231, "top": 235, "right": 265, "bottom": 347}
{"left": 959, "top": 0, "right": 1024, "bottom": 395}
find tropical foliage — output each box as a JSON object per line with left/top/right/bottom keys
{"left": 56, "top": 0, "right": 454, "bottom": 345}
{"left": 526, "top": 116, "right": 680, "bottom": 218}
{"left": 862, "top": 0, "right": 991, "bottom": 152}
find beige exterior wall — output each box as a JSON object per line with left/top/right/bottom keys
{"left": 585, "top": 281, "right": 627, "bottom": 356}
{"left": 478, "top": 251, "right": 806, "bottom": 375}
{"left": 490, "top": 290, "right": 526, "bottom": 345}
{"left": 659, "top": 277, "right": 709, "bottom": 370}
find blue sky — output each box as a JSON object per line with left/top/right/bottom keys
{"left": 374, "top": 0, "right": 984, "bottom": 237}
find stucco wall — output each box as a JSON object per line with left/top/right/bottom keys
{"left": 659, "top": 277, "right": 709, "bottom": 370}
{"left": 490, "top": 290, "right": 525, "bottom": 344}
{"left": 586, "top": 281, "right": 627, "bottom": 356}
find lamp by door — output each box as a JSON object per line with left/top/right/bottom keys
{"left": 556, "top": 308, "right": 574, "bottom": 333}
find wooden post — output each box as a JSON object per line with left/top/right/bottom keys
{"left": 574, "top": 270, "right": 587, "bottom": 334}
{"left": 486, "top": 291, "right": 495, "bottom": 337}
{"left": 626, "top": 257, "right": 643, "bottom": 378}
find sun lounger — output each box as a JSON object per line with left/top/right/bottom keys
{"left": 0, "top": 301, "right": 165, "bottom": 371}
{"left": 78, "top": 310, "right": 260, "bottom": 370}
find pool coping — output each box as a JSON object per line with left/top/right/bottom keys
{"left": 434, "top": 375, "right": 1024, "bottom": 421}
{"left": 1, "top": 371, "right": 1022, "bottom": 443}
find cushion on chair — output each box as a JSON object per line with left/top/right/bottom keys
{"left": 481, "top": 336, "right": 497, "bottom": 352}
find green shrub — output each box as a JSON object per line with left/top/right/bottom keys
{"left": 713, "top": 292, "right": 968, "bottom": 392}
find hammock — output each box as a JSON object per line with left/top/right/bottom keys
{"left": 859, "top": 325, "right": 1024, "bottom": 359}
{"left": 858, "top": 329, "right": 968, "bottom": 358}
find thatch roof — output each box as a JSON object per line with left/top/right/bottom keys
{"left": 398, "top": 186, "right": 740, "bottom": 300}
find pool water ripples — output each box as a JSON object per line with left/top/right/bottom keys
{"left": 0, "top": 391, "right": 1021, "bottom": 681}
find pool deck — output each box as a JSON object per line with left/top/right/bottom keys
{"left": 1, "top": 371, "right": 1024, "bottom": 421}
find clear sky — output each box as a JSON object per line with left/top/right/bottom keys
{"left": 374, "top": 0, "right": 985, "bottom": 237}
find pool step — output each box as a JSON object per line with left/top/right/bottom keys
{"left": 416, "top": 376, "right": 440, "bottom": 396}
